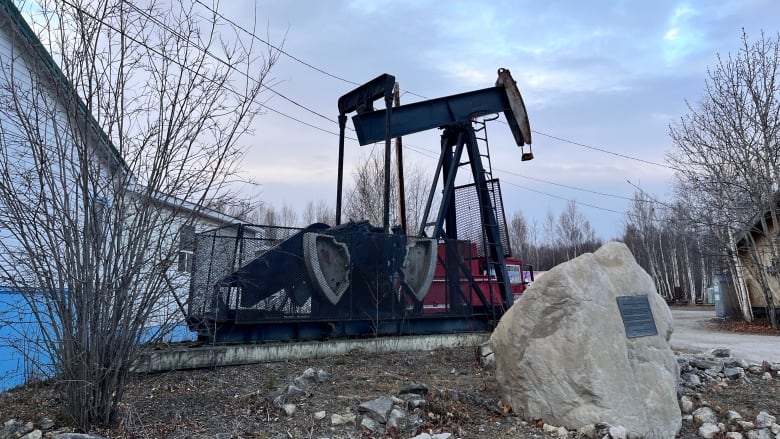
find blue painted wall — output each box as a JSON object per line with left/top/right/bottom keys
{"left": 0, "top": 289, "right": 50, "bottom": 391}
{"left": 0, "top": 288, "right": 196, "bottom": 392}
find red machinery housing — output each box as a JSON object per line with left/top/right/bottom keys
{"left": 422, "top": 242, "right": 529, "bottom": 314}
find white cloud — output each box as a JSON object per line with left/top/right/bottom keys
{"left": 661, "top": 3, "right": 704, "bottom": 64}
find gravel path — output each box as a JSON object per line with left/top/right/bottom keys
{"left": 670, "top": 307, "right": 780, "bottom": 362}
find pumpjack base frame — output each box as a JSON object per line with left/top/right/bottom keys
{"left": 197, "top": 314, "right": 500, "bottom": 344}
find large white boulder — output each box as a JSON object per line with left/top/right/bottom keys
{"left": 490, "top": 242, "right": 681, "bottom": 438}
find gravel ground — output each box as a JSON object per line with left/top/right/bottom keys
{"left": 1, "top": 340, "right": 779, "bottom": 439}
{"left": 0, "top": 314, "right": 777, "bottom": 438}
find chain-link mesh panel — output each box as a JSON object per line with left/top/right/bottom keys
{"left": 189, "top": 223, "right": 419, "bottom": 326}
{"left": 188, "top": 223, "right": 509, "bottom": 340}
{"left": 453, "top": 179, "right": 511, "bottom": 258}
{"left": 188, "top": 224, "right": 307, "bottom": 323}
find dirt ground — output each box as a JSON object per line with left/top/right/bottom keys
{"left": 0, "top": 317, "right": 778, "bottom": 438}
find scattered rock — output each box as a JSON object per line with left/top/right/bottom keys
{"left": 358, "top": 396, "right": 394, "bottom": 424}
{"left": 406, "top": 413, "right": 424, "bottom": 431}
{"left": 293, "top": 368, "right": 318, "bottom": 388}
{"left": 711, "top": 348, "right": 731, "bottom": 358}
{"left": 738, "top": 421, "right": 756, "bottom": 431}
{"left": 1, "top": 420, "right": 34, "bottom": 439}
{"left": 386, "top": 407, "right": 406, "bottom": 430}
{"left": 725, "top": 432, "right": 744, "bottom": 439}
{"left": 282, "top": 404, "right": 296, "bottom": 416}
{"left": 693, "top": 407, "right": 718, "bottom": 426}
{"left": 679, "top": 395, "right": 695, "bottom": 413}
{"left": 608, "top": 425, "right": 627, "bottom": 439}
{"left": 286, "top": 384, "right": 307, "bottom": 398}
{"left": 399, "top": 383, "right": 428, "bottom": 395}
{"left": 477, "top": 341, "right": 495, "bottom": 369}
{"left": 490, "top": 242, "right": 681, "bottom": 438}
{"left": 745, "top": 428, "right": 773, "bottom": 439}
{"left": 577, "top": 424, "right": 596, "bottom": 438}
{"left": 317, "top": 369, "right": 330, "bottom": 382}
{"left": 694, "top": 358, "right": 725, "bottom": 372}
{"left": 698, "top": 422, "right": 720, "bottom": 439}
{"left": 313, "top": 411, "right": 326, "bottom": 420}
{"left": 20, "top": 430, "right": 42, "bottom": 439}
{"left": 726, "top": 410, "right": 744, "bottom": 425}
{"left": 756, "top": 411, "right": 776, "bottom": 429}
{"left": 682, "top": 372, "right": 703, "bottom": 387}
{"left": 330, "top": 413, "right": 356, "bottom": 426}
{"left": 703, "top": 368, "right": 720, "bottom": 378}
{"left": 406, "top": 398, "right": 426, "bottom": 410}
{"left": 408, "top": 433, "right": 451, "bottom": 439}
{"left": 360, "top": 416, "right": 379, "bottom": 432}
{"left": 724, "top": 367, "right": 746, "bottom": 380}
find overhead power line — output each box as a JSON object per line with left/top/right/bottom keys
{"left": 120, "top": 0, "right": 343, "bottom": 128}
{"left": 191, "top": 0, "right": 429, "bottom": 100}
{"left": 402, "top": 144, "right": 638, "bottom": 202}
{"left": 193, "top": 0, "right": 361, "bottom": 86}
{"left": 531, "top": 129, "right": 679, "bottom": 171}
{"left": 52, "top": 0, "right": 676, "bottom": 218}
{"left": 161, "top": 0, "right": 679, "bottom": 172}
{"left": 50, "top": 0, "right": 353, "bottom": 145}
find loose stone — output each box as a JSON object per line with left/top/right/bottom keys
{"left": 693, "top": 407, "right": 718, "bottom": 426}
{"left": 330, "top": 413, "right": 356, "bottom": 426}
{"left": 756, "top": 412, "right": 776, "bottom": 429}
{"left": 698, "top": 423, "right": 720, "bottom": 439}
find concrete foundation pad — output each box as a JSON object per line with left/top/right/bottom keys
{"left": 132, "top": 333, "right": 489, "bottom": 373}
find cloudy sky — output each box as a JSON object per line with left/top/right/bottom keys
{"left": 211, "top": 0, "right": 780, "bottom": 239}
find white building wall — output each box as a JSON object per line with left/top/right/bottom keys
{"left": 0, "top": 1, "right": 240, "bottom": 369}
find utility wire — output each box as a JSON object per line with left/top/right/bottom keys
{"left": 263, "top": 106, "right": 358, "bottom": 141}
{"left": 56, "top": 0, "right": 679, "bottom": 216}
{"left": 120, "top": 0, "right": 344, "bottom": 128}
{"left": 191, "top": 0, "right": 681, "bottom": 172}
{"left": 190, "top": 0, "right": 681, "bottom": 172}
{"left": 55, "top": 0, "right": 348, "bottom": 139}
{"left": 402, "top": 143, "right": 639, "bottom": 202}
{"left": 531, "top": 129, "right": 680, "bottom": 171}
{"left": 193, "top": 0, "right": 360, "bottom": 86}
{"left": 191, "top": 0, "right": 428, "bottom": 100}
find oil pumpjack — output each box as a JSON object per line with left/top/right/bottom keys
{"left": 187, "top": 68, "right": 533, "bottom": 343}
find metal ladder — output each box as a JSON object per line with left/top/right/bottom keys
{"left": 467, "top": 116, "right": 509, "bottom": 310}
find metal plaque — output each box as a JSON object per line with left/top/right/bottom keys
{"left": 616, "top": 295, "right": 658, "bottom": 338}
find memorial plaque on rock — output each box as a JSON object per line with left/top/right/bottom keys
{"left": 491, "top": 243, "right": 681, "bottom": 437}
{"left": 616, "top": 295, "right": 658, "bottom": 338}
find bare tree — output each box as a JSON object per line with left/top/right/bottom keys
{"left": 344, "top": 148, "right": 432, "bottom": 234}
{"left": 551, "top": 201, "right": 599, "bottom": 262}
{"left": 508, "top": 210, "right": 529, "bottom": 259}
{"left": 668, "top": 30, "right": 780, "bottom": 328}
{"left": 621, "top": 192, "right": 717, "bottom": 303}
{"left": 0, "top": 0, "right": 279, "bottom": 428}
{"left": 302, "top": 199, "right": 335, "bottom": 226}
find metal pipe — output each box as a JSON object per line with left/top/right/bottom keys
{"left": 417, "top": 137, "right": 445, "bottom": 237}
{"left": 393, "top": 83, "right": 408, "bottom": 235}
{"left": 432, "top": 129, "right": 466, "bottom": 241}
{"left": 336, "top": 114, "right": 347, "bottom": 226}
{"left": 383, "top": 93, "right": 393, "bottom": 233}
